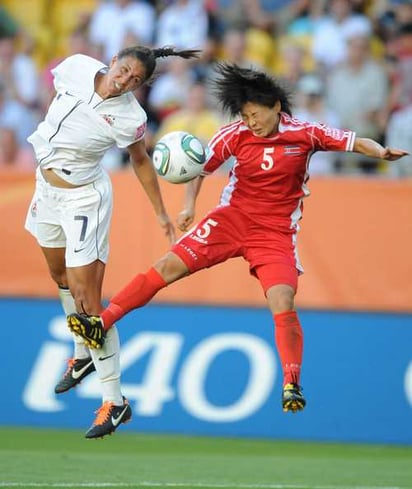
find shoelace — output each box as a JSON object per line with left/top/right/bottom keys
{"left": 93, "top": 401, "right": 115, "bottom": 426}
{"left": 63, "top": 358, "right": 76, "bottom": 377}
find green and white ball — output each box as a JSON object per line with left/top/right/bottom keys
{"left": 152, "top": 131, "right": 206, "bottom": 184}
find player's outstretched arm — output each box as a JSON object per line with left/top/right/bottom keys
{"left": 177, "top": 175, "right": 205, "bottom": 232}
{"left": 128, "top": 139, "right": 176, "bottom": 244}
{"left": 353, "top": 137, "right": 409, "bottom": 161}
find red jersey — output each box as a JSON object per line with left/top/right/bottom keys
{"left": 203, "top": 113, "right": 355, "bottom": 230}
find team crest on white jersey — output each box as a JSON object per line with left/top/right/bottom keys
{"left": 31, "top": 201, "right": 37, "bottom": 217}
{"left": 101, "top": 114, "right": 115, "bottom": 126}
{"left": 135, "top": 122, "right": 147, "bottom": 140}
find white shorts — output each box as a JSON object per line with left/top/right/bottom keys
{"left": 25, "top": 167, "right": 113, "bottom": 267}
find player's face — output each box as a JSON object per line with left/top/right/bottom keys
{"left": 106, "top": 55, "right": 146, "bottom": 96}
{"left": 240, "top": 101, "right": 281, "bottom": 137}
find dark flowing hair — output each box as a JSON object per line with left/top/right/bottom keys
{"left": 117, "top": 45, "right": 201, "bottom": 83}
{"left": 212, "top": 63, "right": 292, "bottom": 116}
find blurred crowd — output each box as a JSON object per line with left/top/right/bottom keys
{"left": 0, "top": 0, "right": 411, "bottom": 177}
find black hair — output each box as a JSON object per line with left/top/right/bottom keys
{"left": 117, "top": 45, "right": 201, "bottom": 83}
{"left": 212, "top": 63, "right": 292, "bottom": 116}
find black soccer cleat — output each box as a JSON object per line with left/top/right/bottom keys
{"left": 85, "top": 397, "right": 132, "bottom": 439}
{"left": 282, "top": 383, "right": 306, "bottom": 413}
{"left": 54, "top": 357, "right": 96, "bottom": 394}
{"left": 67, "top": 313, "right": 105, "bottom": 349}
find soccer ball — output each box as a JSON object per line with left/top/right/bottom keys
{"left": 152, "top": 131, "right": 206, "bottom": 184}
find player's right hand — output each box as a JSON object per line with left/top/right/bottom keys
{"left": 177, "top": 207, "right": 195, "bottom": 232}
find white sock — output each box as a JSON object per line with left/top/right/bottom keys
{"left": 58, "top": 287, "right": 90, "bottom": 360}
{"left": 89, "top": 325, "right": 123, "bottom": 406}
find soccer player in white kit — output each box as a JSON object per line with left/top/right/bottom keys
{"left": 67, "top": 63, "right": 409, "bottom": 415}
{"left": 25, "top": 45, "right": 199, "bottom": 438}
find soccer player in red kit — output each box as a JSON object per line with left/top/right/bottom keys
{"left": 67, "top": 63, "right": 409, "bottom": 413}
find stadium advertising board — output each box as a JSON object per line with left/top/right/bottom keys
{"left": 1, "top": 298, "right": 411, "bottom": 444}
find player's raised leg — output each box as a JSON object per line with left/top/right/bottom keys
{"left": 67, "top": 252, "right": 189, "bottom": 346}
{"left": 67, "top": 266, "right": 168, "bottom": 346}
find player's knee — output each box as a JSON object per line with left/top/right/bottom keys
{"left": 267, "top": 285, "right": 295, "bottom": 313}
{"left": 71, "top": 284, "right": 101, "bottom": 315}
{"left": 154, "top": 252, "right": 189, "bottom": 283}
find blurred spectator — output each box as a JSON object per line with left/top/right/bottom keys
{"left": 287, "top": 0, "right": 327, "bottom": 36}
{"left": 390, "top": 0, "right": 412, "bottom": 27}
{"left": 206, "top": 1, "right": 272, "bottom": 71}
{"left": 385, "top": 102, "right": 412, "bottom": 177}
{"left": 327, "top": 32, "right": 389, "bottom": 174}
{"left": 0, "top": 6, "right": 19, "bottom": 39}
{"left": 148, "top": 56, "right": 196, "bottom": 120}
{"left": 293, "top": 74, "right": 341, "bottom": 175}
{"left": 351, "top": 0, "right": 370, "bottom": 15}
{"left": 218, "top": 28, "right": 264, "bottom": 68}
{"left": 384, "top": 22, "right": 412, "bottom": 117}
{"left": 0, "top": 35, "right": 39, "bottom": 111}
{"left": 155, "top": 82, "right": 222, "bottom": 147}
{"left": 213, "top": 0, "right": 309, "bottom": 33}
{"left": 273, "top": 0, "right": 322, "bottom": 77}
{"left": 373, "top": 1, "right": 410, "bottom": 42}
{"left": 89, "top": 0, "right": 156, "bottom": 63}
{"left": 0, "top": 79, "right": 37, "bottom": 171}
{"left": 212, "top": 0, "right": 273, "bottom": 31}
{"left": 155, "top": 0, "right": 209, "bottom": 50}
{"left": 311, "top": 0, "right": 372, "bottom": 70}
{"left": 276, "top": 41, "right": 311, "bottom": 90}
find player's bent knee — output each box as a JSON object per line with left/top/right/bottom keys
{"left": 72, "top": 289, "right": 102, "bottom": 315}
{"left": 154, "top": 252, "right": 189, "bottom": 284}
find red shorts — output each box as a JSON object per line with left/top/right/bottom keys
{"left": 171, "top": 205, "right": 302, "bottom": 293}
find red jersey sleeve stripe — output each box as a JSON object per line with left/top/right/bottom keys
{"left": 203, "top": 121, "right": 242, "bottom": 174}
{"left": 208, "top": 120, "right": 241, "bottom": 150}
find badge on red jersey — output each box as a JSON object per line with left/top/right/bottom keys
{"left": 284, "top": 145, "right": 302, "bottom": 155}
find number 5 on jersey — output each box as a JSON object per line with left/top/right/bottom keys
{"left": 261, "top": 147, "right": 275, "bottom": 171}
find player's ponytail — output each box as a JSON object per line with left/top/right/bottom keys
{"left": 117, "top": 45, "right": 201, "bottom": 83}
{"left": 152, "top": 47, "right": 201, "bottom": 60}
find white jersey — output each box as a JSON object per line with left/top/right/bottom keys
{"left": 28, "top": 54, "right": 147, "bottom": 185}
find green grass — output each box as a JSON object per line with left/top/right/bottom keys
{"left": 0, "top": 427, "right": 411, "bottom": 489}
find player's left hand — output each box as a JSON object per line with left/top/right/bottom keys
{"left": 381, "top": 147, "right": 410, "bottom": 161}
{"left": 158, "top": 213, "right": 176, "bottom": 244}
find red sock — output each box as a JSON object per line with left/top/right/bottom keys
{"left": 101, "top": 267, "right": 167, "bottom": 330}
{"left": 274, "top": 311, "right": 303, "bottom": 386}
